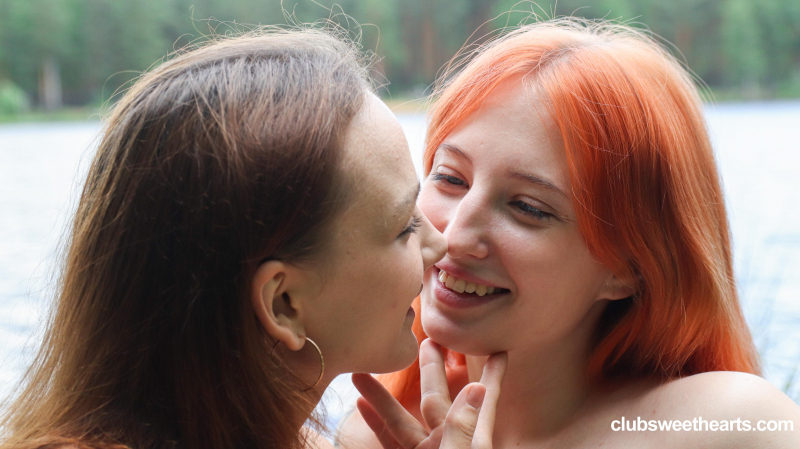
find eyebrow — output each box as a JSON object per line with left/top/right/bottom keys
{"left": 508, "top": 171, "right": 567, "bottom": 197}
{"left": 438, "top": 143, "right": 472, "bottom": 162}
{"left": 439, "top": 143, "right": 566, "bottom": 198}
{"left": 399, "top": 181, "right": 421, "bottom": 212}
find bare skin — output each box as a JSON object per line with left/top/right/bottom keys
{"left": 339, "top": 79, "right": 800, "bottom": 448}
{"left": 349, "top": 339, "right": 507, "bottom": 449}
{"left": 251, "top": 93, "right": 446, "bottom": 443}
{"left": 253, "top": 93, "right": 507, "bottom": 448}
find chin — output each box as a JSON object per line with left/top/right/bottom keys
{"left": 421, "top": 309, "right": 500, "bottom": 356}
{"left": 370, "top": 329, "right": 420, "bottom": 374}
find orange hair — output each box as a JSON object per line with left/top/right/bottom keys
{"left": 381, "top": 19, "right": 759, "bottom": 404}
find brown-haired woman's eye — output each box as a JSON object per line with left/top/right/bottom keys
{"left": 398, "top": 214, "right": 422, "bottom": 238}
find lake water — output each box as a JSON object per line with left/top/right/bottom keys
{"left": 1, "top": 103, "right": 799, "bottom": 430}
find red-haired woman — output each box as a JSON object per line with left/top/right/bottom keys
{"left": 343, "top": 19, "right": 800, "bottom": 448}
{"left": 0, "top": 29, "right": 506, "bottom": 449}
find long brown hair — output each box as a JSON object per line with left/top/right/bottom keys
{"left": 1, "top": 28, "right": 371, "bottom": 449}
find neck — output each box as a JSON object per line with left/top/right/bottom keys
{"left": 466, "top": 300, "right": 607, "bottom": 446}
{"left": 288, "top": 377, "right": 332, "bottom": 434}
{"left": 281, "top": 344, "right": 335, "bottom": 434}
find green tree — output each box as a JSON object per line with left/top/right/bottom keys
{"left": 71, "top": 0, "right": 171, "bottom": 104}
{"left": 0, "top": 0, "right": 71, "bottom": 106}
{"left": 1, "top": 0, "right": 798, "bottom": 107}
{"left": 721, "top": 0, "right": 766, "bottom": 91}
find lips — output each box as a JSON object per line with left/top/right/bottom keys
{"left": 431, "top": 267, "right": 509, "bottom": 309}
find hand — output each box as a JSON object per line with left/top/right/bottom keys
{"left": 352, "top": 339, "right": 508, "bottom": 448}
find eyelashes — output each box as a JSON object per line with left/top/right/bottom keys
{"left": 431, "top": 170, "right": 553, "bottom": 221}
{"left": 399, "top": 214, "right": 422, "bottom": 237}
{"left": 431, "top": 173, "right": 468, "bottom": 188}
{"left": 510, "top": 201, "right": 553, "bottom": 220}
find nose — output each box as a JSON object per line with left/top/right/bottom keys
{"left": 443, "top": 190, "right": 490, "bottom": 259}
{"left": 420, "top": 211, "right": 447, "bottom": 269}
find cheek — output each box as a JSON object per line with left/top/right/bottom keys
{"left": 500, "top": 228, "right": 607, "bottom": 331}
{"left": 328, "top": 250, "right": 420, "bottom": 363}
{"left": 360, "top": 248, "right": 423, "bottom": 367}
{"left": 363, "top": 245, "right": 423, "bottom": 330}
{"left": 419, "top": 183, "right": 452, "bottom": 233}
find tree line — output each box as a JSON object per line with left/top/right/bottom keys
{"left": 0, "top": 0, "right": 798, "bottom": 113}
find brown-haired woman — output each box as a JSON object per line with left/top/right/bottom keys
{"left": 0, "top": 29, "right": 505, "bottom": 449}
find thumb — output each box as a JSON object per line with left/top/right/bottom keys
{"left": 471, "top": 352, "right": 507, "bottom": 448}
{"left": 439, "top": 383, "right": 486, "bottom": 448}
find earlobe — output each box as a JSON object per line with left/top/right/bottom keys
{"left": 599, "top": 273, "right": 638, "bottom": 301}
{"left": 251, "top": 260, "right": 307, "bottom": 352}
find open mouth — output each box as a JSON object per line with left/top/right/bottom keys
{"left": 437, "top": 269, "right": 510, "bottom": 297}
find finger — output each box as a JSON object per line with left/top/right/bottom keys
{"left": 471, "top": 352, "right": 508, "bottom": 448}
{"left": 357, "top": 397, "right": 402, "bottom": 449}
{"left": 419, "top": 339, "right": 452, "bottom": 430}
{"left": 439, "top": 383, "right": 486, "bottom": 448}
{"left": 351, "top": 373, "right": 429, "bottom": 448}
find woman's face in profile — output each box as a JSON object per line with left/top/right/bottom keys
{"left": 418, "top": 78, "right": 629, "bottom": 356}
{"left": 303, "top": 94, "right": 446, "bottom": 375}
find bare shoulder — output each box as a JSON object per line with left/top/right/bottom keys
{"left": 649, "top": 371, "right": 799, "bottom": 415}
{"left": 622, "top": 371, "right": 800, "bottom": 448}
{"left": 310, "top": 435, "right": 336, "bottom": 449}
{"left": 303, "top": 428, "right": 336, "bottom": 449}
{"left": 335, "top": 405, "right": 383, "bottom": 449}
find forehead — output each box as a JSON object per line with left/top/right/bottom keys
{"left": 337, "top": 94, "right": 418, "bottom": 235}
{"left": 443, "top": 77, "right": 568, "bottom": 189}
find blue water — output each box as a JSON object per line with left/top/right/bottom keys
{"left": 1, "top": 103, "right": 799, "bottom": 430}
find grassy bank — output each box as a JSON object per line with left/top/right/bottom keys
{"left": 0, "top": 107, "right": 101, "bottom": 124}
{"left": 386, "top": 90, "right": 800, "bottom": 113}
{"left": 2, "top": 89, "right": 799, "bottom": 124}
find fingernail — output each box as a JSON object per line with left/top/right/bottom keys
{"left": 466, "top": 384, "right": 486, "bottom": 409}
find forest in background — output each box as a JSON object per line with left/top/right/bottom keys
{"left": 1, "top": 0, "right": 799, "bottom": 115}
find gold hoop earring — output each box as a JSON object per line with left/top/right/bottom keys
{"left": 270, "top": 337, "right": 325, "bottom": 392}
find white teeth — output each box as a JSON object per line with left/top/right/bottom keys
{"left": 438, "top": 270, "right": 500, "bottom": 297}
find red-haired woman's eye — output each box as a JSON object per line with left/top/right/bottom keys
{"left": 511, "top": 201, "right": 552, "bottom": 220}
{"left": 431, "top": 173, "right": 468, "bottom": 188}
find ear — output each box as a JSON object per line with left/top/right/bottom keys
{"left": 251, "top": 260, "right": 307, "bottom": 352}
{"left": 597, "top": 272, "right": 637, "bottom": 301}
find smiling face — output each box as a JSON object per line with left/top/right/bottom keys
{"left": 302, "top": 93, "right": 447, "bottom": 375}
{"left": 418, "top": 78, "right": 629, "bottom": 356}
